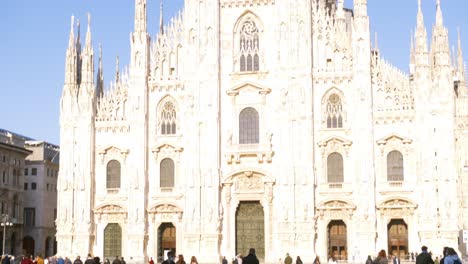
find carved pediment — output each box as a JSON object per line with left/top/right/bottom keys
{"left": 317, "top": 136, "right": 352, "bottom": 148}
{"left": 151, "top": 143, "right": 183, "bottom": 160}
{"left": 227, "top": 82, "right": 271, "bottom": 96}
{"left": 316, "top": 200, "right": 356, "bottom": 220}
{"left": 317, "top": 200, "right": 356, "bottom": 211}
{"left": 99, "top": 146, "right": 129, "bottom": 156}
{"left": 376, "top": 134, "right": 412, "bottom": 145}
{"left": 148, "top": 203, "right": 183, "bottom": 214}
{"left": 94, "top": 204, "right": 126, "bottom": 214}
{"left": 222, "top": 170, "right": 275, "bottom": 185}
{"left": 147, "top": 203, "right": 183, "bottom": 222}
{"left": 377, "top": 198, "right": 417, "bottom": 210}
{"left": 98, "top": 146, "right": 129, "bottom": 164}
{"left": 152, "top": 143, "right": 183, "bottom": 154}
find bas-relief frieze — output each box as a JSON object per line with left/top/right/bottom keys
{"left": 316, "top": 200, "right": 356, "bottom": 220}
{"left": 94, "top": 204, "right": 128, "bottom": 222}
{"left": 235, "top": 174, "right": 264, "bottom": 192}
{"left": 377, "top": 198, "right": 417, "bottom": 218}
{"left": 148, "top": 203, "right": 183, "bottom": 222}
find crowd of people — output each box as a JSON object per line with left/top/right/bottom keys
{"left": 2, "top": 245, "right": 462, "bottom": 264}
{"left": 365, "top": 246, "right": 463, "bottom": 264}
{"left": 0, "top": 254, "right": 127, "bottom": 264}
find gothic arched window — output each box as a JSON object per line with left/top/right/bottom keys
{"left": 239, "top": 107, "right": 259, "bottom": 144}
{"left": 160, "top": 158, "right": 175, "bottom": 188}
{"left": 160, "top": 101, "right": 177, "bottom": 135}
{"left": 387, "top": 150, "right": 404, "bottom": 181}
{"left": 106, "top": 160, "right": 121, "bottom": 189}
{"left": 239, "top": 18, "right": 260, "bottom": 72}
{"left": 326, "top": 94, "right": 343, "bottom": 128}
{"left": 327, "top": 153, "right": 344, "bottom": 183}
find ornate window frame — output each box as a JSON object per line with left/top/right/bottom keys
{"left": 151, "top": 143, "right": 183, "bottom": 192}
{"left": 225, "top": 82, "right": 273, "bottom": 164}
{"left": 98, "top": 146, "right": 129, "bottom": 194}
{"left": 233, "top": 11, "right": 265, "bottom": 73}
{"left": 318, "top": 136, "right": 352, "bottom": 191}
{"left": 376, "top": 134, "right": 412, "bottom": 190}
{"left": 321, "top": 88, "right": 347, "bottom": 129}
{"left": 156, "top": 96, "right": 179, "bottom": 136}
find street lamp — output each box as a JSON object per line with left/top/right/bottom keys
{"left": 1, "top": 216, "right": 13, "bottom": 256}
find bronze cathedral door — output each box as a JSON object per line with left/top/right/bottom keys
{"left": 236, "top": 201, "right": 265, "bottom": 261}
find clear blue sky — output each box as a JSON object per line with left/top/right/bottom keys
{"left": 0, "top": 0, "right": 466, "bottom": 145}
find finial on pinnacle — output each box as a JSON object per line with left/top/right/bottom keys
{"left": 70, "top": 15, "right": 75, "bottom": 31}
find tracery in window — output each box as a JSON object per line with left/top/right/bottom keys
{"left": 239, "top": 18, "right": 260, "bottom": 72}
{"left": 327, "top": 153, "right": 344, "bottom": 183}
{"left": 239, "top": 107, "right": 259, "bottom": 144}
{"left": 326, "top": 94, "right": 343, "bottom": 128}
{"left": 160, "top": 101, "right": 177, "bottom": 135}
{"left": 387, "top": 151, "right": 404, "bottom": 181}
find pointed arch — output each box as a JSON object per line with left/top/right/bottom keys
{"left": 322, "top": 88, "right": 346, "bottom": 129}
{"left": 157, "top": 96, "right": 178, "bottom": 135}
{"left": 233, "top": 11, "right": 264, "bottom": 72}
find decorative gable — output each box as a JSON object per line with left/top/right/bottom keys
{"left": 317, "top": 136, "right": 352, "bottom": 156}
{"left": 151, "top": 143, "right": 184, "bottom": 161}
{"left": 376, "top": 134, "right": 412, "bottom": 146}
{"left": 98, "top": 146, "right": 129, "bottom": 164}
{"left": 227, "top": 82, "right": 271, "bottom": 97}
{"left": 376, "top": 133, "right": 412, "bottom": 156}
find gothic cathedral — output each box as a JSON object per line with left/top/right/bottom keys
{"left": 57, "top": 0, "right": 468, "bottom": 263}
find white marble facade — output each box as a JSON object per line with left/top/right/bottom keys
{"left": 57, "top": 0, "right": 468, "bottom": 263}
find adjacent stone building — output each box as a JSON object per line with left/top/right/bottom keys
{"left": 0, "top": 129, "right": 32, "bottom": 256}
{"left": 23, "top": 141, "right": 59, "bottom": 257}
{"left": 57, "top": 0, "right": 468, "bottom": 263}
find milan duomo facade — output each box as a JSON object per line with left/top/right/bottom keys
{"left": 57, "top": 0, "right": 468, "bottom": 263}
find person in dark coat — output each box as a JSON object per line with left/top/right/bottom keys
{"left": 416, "top": 246, "right": 434, "bottom": 264}
{"left": 111, "top": 257, "right": 121, "bottom": 264}
{"left": 73, "top": 256, "right": 83, "bottom": 264}
{"left": 84, "top": 254, "right": 95, "bottom": 264}
{"left": 296, "top": 256, "right": 303, "bottom": 264}
{"left": 242, "top": 248, "right": 259, "bottom": 264}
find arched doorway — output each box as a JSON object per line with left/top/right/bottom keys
{"left": 327, "top": 220, "right": 347, "bottom": 260}
{"left": 104, "top": 223, "right": 122, "bottom": 260}
{"left": 158, "top": 223, "right": 176, "bottom": 263}
{"left": 235, "top": 201, "right": 265, "bottom": 261}
{"left": 22, "top": 236, "right": 35, "bottom": 256}
{"left": 387, "top": 219, "right": 408, "bottom": 259}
